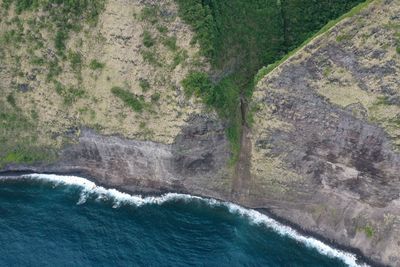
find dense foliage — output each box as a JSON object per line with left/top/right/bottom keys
{"left": 111, "top": 87, "right": 145, "bottom": 113}
{"left": 177, "top": 0, "right": 365, "bottom": 158}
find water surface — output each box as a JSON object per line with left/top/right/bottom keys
{"left": 0, "top": 174, "right": 365, "bottom": 266}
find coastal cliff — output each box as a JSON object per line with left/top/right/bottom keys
{"left": 1, "top": 0, "right": 400, "bottom": 266}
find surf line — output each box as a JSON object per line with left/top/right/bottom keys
{"left": 1, "top": 173, "right": 368, "bottom": 267}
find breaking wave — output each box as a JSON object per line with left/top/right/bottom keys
{"left": 0, "top": 173, "right": 368, "bottom": 267}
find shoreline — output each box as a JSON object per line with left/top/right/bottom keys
{"left": 0, "top": 170, "right": 385, "bottom": 267}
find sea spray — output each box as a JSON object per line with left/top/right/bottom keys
{"left": 1, "top": 173, "right": 368, "bottom": 267}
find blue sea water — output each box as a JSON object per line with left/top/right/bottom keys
{"left": 0, "top": 174, "right": 366, "bottom": 267}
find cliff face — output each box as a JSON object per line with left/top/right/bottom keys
{"left": 251, "top": 0, "right": 400, "bottom": 265}
{"left": 1, "top": 0, "right": 400, "bottom": 266}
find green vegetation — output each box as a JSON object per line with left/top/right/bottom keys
{"left": 157, "top": 25, "right": 168, "bottom": 34}
{"left": 151, "top": 92, "right": 161, "bottom": 103}
{"left": 111, "top": 87, "right": 145, "bottom": 113}
{"left": 140, "top": 6, "right": 159, "bottom": 24}
{"left": 163, "top": 36, "right": 177, "bottom": 51}
{"left": 141, "top": 50, "right": 161, "bottom": 66}
{"left": 6, "top": 0, "right": 105, "bottom": 55}
{"left": 143, "top": 30, "right": 155, "bottom": 47}
{"left": 1, "top": 146, "right": 51, "bottom": 167}
{"left": 182, "top": 72, "right": 241, "bottom": 158}
{"left": 139, "top": 79, "right": 151, "bottom": 92}
{"left": 6, "top": 93, "right": 16, "bottom": 108}
{"left": 357, "top": 224, "right": 375, "bottom": 238}
{"left": 172, "top": 49, "right": 188, "bottom": 69}
{"left": 1, "top": 0, "right": 106, "bottom": 85}
{"left": 0, "top": 104, "right": 54, "bottom": 168}
{"left": 68, "top": 50, "right": 82, "bottom": 74}
{"left": 89, "top": 59, "right": 105, "bottom": 70}
{"left": 46, "top": 59, "right": 62, "bottom": 82}
{"left": 176, "top": 0, "right": 366, "bottom": 159}
{"left": 54, "top": 81, "right": 85, "bottom": 105}
{"left": 336, "top": 34, "right": 352, "bottom": 42}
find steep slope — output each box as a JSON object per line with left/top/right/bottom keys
{"left": 175, "top": 0, "right": 364, "bottom": 158}
{"left": 251, "top": 0, "right": 400, "bottom": 265}
{"left": 0, "top": 0, "right": 208, "bottom": 167}
{"left": 1, "top": 0, "right": 400, "bottom": 266}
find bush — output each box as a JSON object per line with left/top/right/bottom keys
{"left": 151, "top": 92, "right": 161, "bottom": 102}
{"left": 55, "top": 30, "right": 68, "bottom": 54}
{"left": 139, "top": 79, "right": 150, "bottom": 92}
{"left": 54, "top": 81, "right": 85, "bottom": 105}
{"left": 172, "top": 49, "right": 188, "bottom": 69}
{"left": 163, "top": 36, "right": 177, "bottom": 51}
{"left": 89, "top": 59, "right": 105, "bottom": 70}
{"left": 141, "top": 50, "right": 161, "bottom": 66}
{"left": 140, "top": 6, "right": 158, "bottom": 24}
{"left": 68, "top": 51, "right": 82, "bottom": 72}
{"left": 46, "top": 59, "right": 62, "bottom": 82}
{"left": 111, "top": 87, "right": 144, "bottom": 113}
{"left": 157, "top": 25, "right": 168, "bottom": 33}
{"left": 143, "top": 30, "right": 155, "bottom": 47}
{"left": 181, "top": 71, "right": 212, "bottom": 97}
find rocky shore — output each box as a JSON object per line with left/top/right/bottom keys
{"left": 2, "top": 108, "right": 399, "bottom": 266}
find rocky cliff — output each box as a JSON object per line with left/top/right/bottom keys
{"left": 1, "top": 0, "right": 400, "bottom": 266}
{"left": 251, "top": 0, "right": 400, "bottom": 265}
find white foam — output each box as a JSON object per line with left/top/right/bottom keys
{"left": 1, "top": 173, "right": 368, "bottom": 267}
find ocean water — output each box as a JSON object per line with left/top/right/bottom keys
{"left": 0, "top": 174, "right": 367, "bottom": 267}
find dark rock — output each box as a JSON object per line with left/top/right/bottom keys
{"left": 18, "top": 83, "right": 30, "bottom": 92}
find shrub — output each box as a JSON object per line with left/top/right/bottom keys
{"left": 46, "top": 59, "right": 62, "bottom": 82}
{"left": 140, "top": 6, "right": 159, "bottom": 24}
{"left": 336, "top": 34, "right": 351, "bottom": 42}
{"left": 30, "top": 55, "right": 45, "bottom": 65}
{"left": 111, "top": 87, "right": 144, "bottom": 113}
{"left": 163, "top": 36, "right": 177, "bottom": 51}
{"left": 6, "top": 93, "right": 16, "bottom": 108}
{"left": 89, "top": 59, "right": 105, "bottom": 70}
{"left": 157, "top": 25, "right": 168, "bottom": 33}
{"left": 143, "top": 30, "right": 155, "bottom": 47}
{"left": 181, "top": 71, "right": 212, "bottom": 97}
{"left": 68, "top": 51, "right": 82, "bottom": 72}
{"left": 54, "top": 81, "right": 85, "bottom": 105}
{"left": 172, "top": 49, "right": 188, "bottom": 69}
{"left": 151, "top": 92, "right": 161, "bottom": 102}
{"left": 55, "top": 30, "right": 68, "bottom": 54}
{"left": 363, "top": 225, "right": 374, "bottom": 238}
{"left": 139, "top": 79, "right": 150, "bottom": 92}
{"left": 141, "top": 50, "right": 161, "bottom": 66}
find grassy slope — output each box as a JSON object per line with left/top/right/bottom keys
{"left": 0, "top": 0, "right": 205, "bottom": 168}
{"left": 0, "top": 0, "right": 105, "bottom": 167}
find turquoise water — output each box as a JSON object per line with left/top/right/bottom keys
{"left": 0, "top": 174, "right": 365, "bottom": 267}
